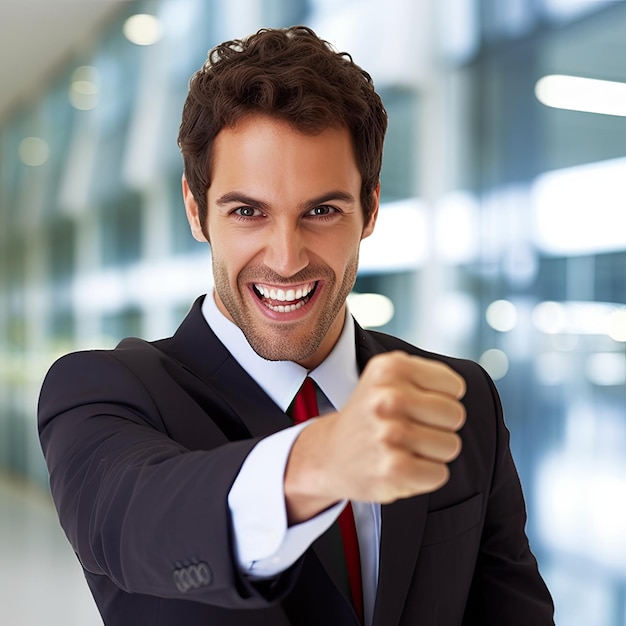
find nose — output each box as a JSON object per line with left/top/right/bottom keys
{"left": 263, "top": 221, "right": 310, "bottom": 277}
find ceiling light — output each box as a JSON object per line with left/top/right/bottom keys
{"left": 123, "top": 14, "right": 162, "bottom": 46}
{"left": 535, "top": 74, "right": 626, "bottom": 117}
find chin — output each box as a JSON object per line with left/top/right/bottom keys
{"left": 246, "top": 332, "right": 320, "bottom": 364}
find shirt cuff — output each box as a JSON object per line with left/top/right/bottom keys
{"left": 227, "top": 420, "right": 344, "bottom": 578}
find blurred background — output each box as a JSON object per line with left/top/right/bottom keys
{"left": 1, "top": 0, "right": 626, "bottom": 623}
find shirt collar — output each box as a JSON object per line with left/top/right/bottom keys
{"left": 202, "top": 292, "right": 359, "bottom": 412}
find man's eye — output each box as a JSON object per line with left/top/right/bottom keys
{"left": 309, "top": 205, "right": 336, "bottom": 216}
{"left": 234, "top": 207, "right": 259, "bottom": 217}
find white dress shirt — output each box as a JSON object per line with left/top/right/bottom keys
{"left": 202, "top": 292, "right": 381, "bottom": 625}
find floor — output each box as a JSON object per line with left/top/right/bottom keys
{"left": 0, "top": 473, "right": 103, "bottom": 625}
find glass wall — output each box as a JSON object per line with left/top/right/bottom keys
{"left": 467, "top": 4, "right": 626, "bottom": 625}
{"left": 1, "top": 0, "right": 625, "bottom": 623}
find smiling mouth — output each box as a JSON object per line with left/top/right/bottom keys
{"left": 252, "top": 282, "right": 318, "bottom": 313}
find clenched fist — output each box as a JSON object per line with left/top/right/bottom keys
{"left": 284, "top": 351, "right": 466, "bottom": 523}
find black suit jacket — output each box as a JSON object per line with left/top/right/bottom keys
{"left": 38, "top": 296, "right": 554, "bottom": 625}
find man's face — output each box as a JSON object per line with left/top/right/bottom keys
{"left": 183, "top": 114, "right": 378, "bottom": 369}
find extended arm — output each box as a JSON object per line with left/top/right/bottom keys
{"left": 38, "top": 350, "right": 296, "bottom": 608}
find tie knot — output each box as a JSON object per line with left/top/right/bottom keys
{"left": 290, "top": 377, "right": 319, "bottom": 424}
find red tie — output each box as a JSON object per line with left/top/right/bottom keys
{"left": 291, "top": 377, "right": 364, "bottom": 623}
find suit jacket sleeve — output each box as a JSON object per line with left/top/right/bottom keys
{"left": 38, "top": 349, "right": 297, "bottom": 609}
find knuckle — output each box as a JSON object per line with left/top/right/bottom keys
{"left": 368, "top": 386, "right": 386, "bottom": 411}
{"left": 373, "top": 447, "right": 404, "bottom": 481}
{"left": 380, "top": 387, "right": 404, "bottom": 415}
{"left": 366, "top": 353, "right": 389, "bottom": 377}
{"left": 375, "top": 418, "right": 401, "bottom": 445}
{"left": 367, "top": 350, "right": 407, "bottom": 378}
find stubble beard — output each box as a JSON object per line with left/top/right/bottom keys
{"left": 212, "top": 256, "right": 359, "bottom": 363}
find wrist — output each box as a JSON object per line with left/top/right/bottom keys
{"left": 284, "top": 418, "right": 340, "bottom": 524}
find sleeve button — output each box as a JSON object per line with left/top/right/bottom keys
{"left": 173, "top": 561, "right": 212, "bottom": 592}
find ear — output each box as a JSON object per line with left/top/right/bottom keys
{"left": 361, "top": 182, "right": 380, "bottom": 240}
{"left": 182, "top": 175, "right": 209, "bottom": 243}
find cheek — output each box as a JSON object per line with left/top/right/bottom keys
{"left": 211, "top": 236, "right": 257, "bottom": 281}
{"left": 321, "top": 252, "right": 359, "bottom": 293}
{"left": 213, "top": 249, "right": 237, "bottom": 281}
{"left": 329, "top": 239, "right": 362, "bottom": 270}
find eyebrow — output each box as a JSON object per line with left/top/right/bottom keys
{"left": 215, "top": 190, "right": 357, "bottom": 211}
{"left": 215, "top": 192, "right": 270, "bottom": 211}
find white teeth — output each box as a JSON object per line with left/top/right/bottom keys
{"left": 265, "top": 300, "right": 306, "bottom": 313}
{"left": 254, "top": 282, "right": 316, "bottom": 313}
{"left": 255, "top": 282, "right": 314, "bottom": 303}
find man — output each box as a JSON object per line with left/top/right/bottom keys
{"left": 38, "top": 26, "right": 554, "bottom": 625}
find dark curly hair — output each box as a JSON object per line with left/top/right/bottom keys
{"left": 178, "top": 26, "right": 387, "bottom": 232}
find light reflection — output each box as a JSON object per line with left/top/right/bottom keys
{"left": 532, "top": 300, "right": 626, "bottom": 338}
{"left": 585, "top": 353, "right": 626, "bottom": 386}
{"left": 123, "top": 14, "right": 163, "bottom": 46}
{"left": 537, "top": 451, "right": 626, "bottom": 572}
{"left": 532, "top": 301, "right": 567, "bottom": 334}
{"left": 71, "top": 256, "right": 211, "bottom": 316}
{"left": 549, "top": 333, "right": 579, "bottom": 352}
{"left": 435, "top": 191, "right": 479, "bottom": 263}
{"left": 359, "top": 198, "right": 427, "bottom": 271}
{"left": 436, "top": 292, "right": 477, "bottom": 342}
{"left": 537, "top": 402, "right": 626, "bottom": 575}
{"left": 532, "top": 157, "right": 626, "bottom": 255}
{"left": 608, "top": 310, "right": 626, "bottom": 342}
{"left": 535, "top": 352, "right": 572, "bottom": 386}
{"left": 479, "top": 348, "right": 509, "bottom": 380}
{"left": 348, "top": 292, "right": 395, "bottom": 328}
{"left": 544, "top": 0, "right": 615, "bottom": 20}
{"left": 69, "top": 66, "right": 99, "bottom": 111}
{"left": 535, "top": 74, "right": 626, "bottom": 117}
{"left": 18, "top": 136, "right": 49, "bottom": 167}
{"left": 486, "top": 299, "right": 518, "bottom": 332}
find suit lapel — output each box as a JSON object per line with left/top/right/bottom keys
{"left": 166, "top": 297, "right": 292, "bottom": 438}
{"left": 311, "top": 522, "right": 353, "bottom": 602}
{"left": 355, "top": 323, "right": 430, "bottom": 626}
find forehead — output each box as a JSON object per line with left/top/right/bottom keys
{"left": 208, "top": 115, "right": 361, "bottom": 198}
